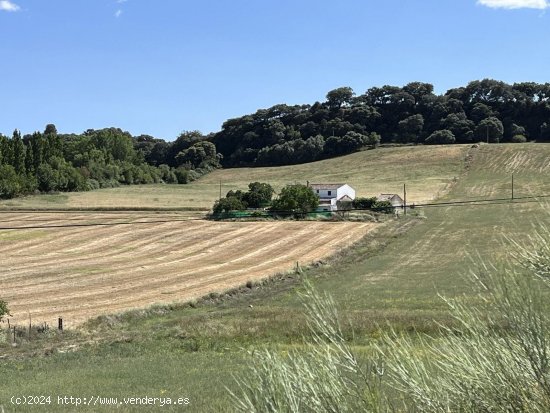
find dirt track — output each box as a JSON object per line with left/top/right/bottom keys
{"left": 0, "top": 212, "right": 376, "bottom": 326}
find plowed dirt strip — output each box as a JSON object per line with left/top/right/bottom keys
{"left": 0, "top": 213, "right": 376, "bottom": 326}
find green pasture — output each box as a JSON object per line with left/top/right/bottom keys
{"left": 2, "top": 143, "right": 550, "bottom": 412}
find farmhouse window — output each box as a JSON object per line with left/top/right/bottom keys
{"left": 328, "top": 191, "right": 332, "bottom": 196}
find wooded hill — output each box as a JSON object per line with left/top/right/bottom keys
{"left": 211, "top": 79, "right": 550, "bottom": 166}
{"left": 2, "top": 79, "right": 550, "bottom": 199}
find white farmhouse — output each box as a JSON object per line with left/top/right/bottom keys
{"left": 309, "top": 183, "right": 356, "bottom": 212}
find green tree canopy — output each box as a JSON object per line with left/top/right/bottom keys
{"left": 213, "top": 196, "right": 247, "bottom": 214}
{"left": 245, "top": 182, "right": 275, "bottom": 208}
{"left": 476, "top": 117, "right": 504, "bottom": 143}
{"left": 0, "top": 164, "right": 21, "bottom": 198}
{"left": 324, "top": 131, "right": 369, "bottom": 156}
{"left": 271, "top": 184, "right": 319, "bottom": 215}
{"left": 12, "top": 129, "right": 26, "bottom": 174}
{"left": 213, "top": 78, "right": 550, "bottom": 168}
{"left": 425, "top": 129, "right": 456, "bottom": 144}
{"left": 326, "top": 87, "right": 355, "bottom": 109}
{"left": 175, "top": 141, "right": 218, "bottom": 169}
{"left": 398, "top": 114, "right": 424, "bottom": 143}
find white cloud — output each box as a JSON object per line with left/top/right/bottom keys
{"left": 116, "top": 0, "right": 128, "bottom": 3}
{"left": 478, "top": 0, "right": 549, "bottom": 9}
{"left": 0, "top": 0, "right": 20, "bottom": 12}
{"left": 115, "top": 9, "right": 122, "bottom": 18}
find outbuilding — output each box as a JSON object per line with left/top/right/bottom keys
{"left": 377, "top": 193, "right": 404, "bottom": 208}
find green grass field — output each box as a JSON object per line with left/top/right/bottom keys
{"left": 0, "top": 145, "right": 467, "bottom": 211}
{"left": 2, "top": 143, "right": 550, "bottom": 412}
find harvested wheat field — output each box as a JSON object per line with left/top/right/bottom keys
{"left": 0, "top": 212, "right": 376, "bottom": 327}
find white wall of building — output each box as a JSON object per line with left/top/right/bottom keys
{"left": 312, "top": 184, "right": 356, "bottom": 211}
{"left": 336, "top": 184, "right": 355, "bottom": 201}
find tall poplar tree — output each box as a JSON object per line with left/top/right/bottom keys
{"left": 12, "top": 129, "right": 26, "bottom": 174}
{"left": 25, "top": 140, "right": 35, "bottom": 173}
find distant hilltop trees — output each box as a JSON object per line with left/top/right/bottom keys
{"left": 2, "top": 79, "right": 550, "bottom": 199}
{"left": 211, "top": 79, "right": 550, "bottom": 167}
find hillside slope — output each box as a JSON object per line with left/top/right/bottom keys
{"left": 3, "top": 143, "right": 550, "bottom": 413}
{"left": 314, "top": 142, "right": 550, "bottom": 323}
{"left": 0, "top": 145, "right": 468, "bottom": 210}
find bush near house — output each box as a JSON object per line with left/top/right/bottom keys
{"left": 352, "top": 197, "right": 394, "bottom": 213}
{"left": 212, "top": 182, "right": 275, "bottom": 214}
{"left": 212, "top": 182, "right": 319, "bottom": 216}
{"left": 212, "top": 196, "right": 247, "bottom": 214}
{"left": 270, "top": 184, "right": 319, "bottom": 215}
{"left": 372, "top": 200, "right": 394, "bottom": 213}
{"left": 352, "top": 197, "right": 378, "bottom": 209}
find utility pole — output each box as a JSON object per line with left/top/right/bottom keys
{"left": 403, "top": 183, "right": 407, "bottom": 216}
{"left": 512, "top": 173, "right": 514, "bottom": 200}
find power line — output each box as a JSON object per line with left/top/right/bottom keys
{"left": 0, "top": 214, "right": 192, "bottom": 225}
{"left": 0, "top": 217, "right": 207, "bottom": 231}
{"left": 1, "top": 193, "right": 549, "bottom": 231}
{"left": 411, "top": 194, "right": 550, "bottom": 208}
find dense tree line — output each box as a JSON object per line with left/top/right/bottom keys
{"left": 211, "top": 79, "right": 550, "bottom": 167}
{"left": 213, "top": 182, "right": 319, "bottom": 216}
{"left": 4, "top": 79, "right": 549, "bottom": 199}
{"left": 0, "top": 126, "right": 221, "bottom": 199}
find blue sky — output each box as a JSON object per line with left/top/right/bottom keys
{"left": 1, "top": 0, "right": 549, "bottom": 140}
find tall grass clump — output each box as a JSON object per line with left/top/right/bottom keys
{"left": 228, "top": 278, "right": 388, "bottom": 413}
{"left": 381, "top": 224, "right": 550, "bottom": 412}
{"left": 230, "top": 224, "right": 550, "bottom": 412}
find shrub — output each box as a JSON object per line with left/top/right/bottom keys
{"left": 365, "top": 132, "right": 381, "bottom": 148}
{"left": 86, "top": 179, "right": 100, "bottom": 191}
{"left": 0, "top": 165, "right": 22, "bottom": 199}
{"left": 99, "top": 179, "right": 120, "bottom": 189}
{"left": 174, "top": 167, "right": 190, "bottom": 184}
{"left": 213, "top": 196, "right": 247, "bottom": 214}
{"left": 425, "top": 129, "right": 456, "bottom": 145}
{"left": 372, "top": 200, "right": 394, "bottom": 213}
{"left": 352, "top": 197, "right": 378, "bottom": 209}
{"left": 511, "top": 134, "right": 527, "bottom": 143}
{"left": 158, "top": 164, "right": 177, "bottom": 183}
{"left": 0, "top": 300, "right": 9, "bottom": 322}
